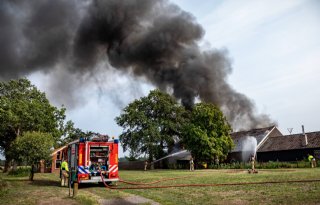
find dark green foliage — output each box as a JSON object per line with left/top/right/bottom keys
{"left": 255, "top": 161, "right": 315, "bottom": 169}
{"left": 60, "top": 120, "right": 96, "bottom": 144}
{"left": 8, "top": 167, "right": 30, "bottom": 177}
{"left": 116, "top": 89, "right": 186, "bottom": 161}
{"left": 116, "top": 90, "right": 235, "bottom": 163}
{"left": 11, "top": 132, "right": 54, "bottom": 164}
{"left": 0, "top": 78, "right": 66, "bottom": 169}
{"left": 11, "top": 131, "right": 54, "bottom": 180}
{"left": 182, "top": 103, "right": 234, "bottom": 163}
{"left": 206, "top": 160, "right": 314, "bottom": 169}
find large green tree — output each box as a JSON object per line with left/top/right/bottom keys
{"left": 115, "top": 89, "right": 186, "bottom": 161}
{"left": 182, "top": 103, "right": 234, "bottom": 163}
{"left": 11, "top": 131, "right": 54, "bottom": 181}
{"left": 0, "top": 78, "right": 66, "bottom": 172}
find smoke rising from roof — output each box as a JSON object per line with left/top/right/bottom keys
{"left": 0, "top": 0, "right": 274, "bottom": 130}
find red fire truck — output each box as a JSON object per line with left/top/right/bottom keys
{"left": 66, "top": 135, "right": 119, "bottom": 185}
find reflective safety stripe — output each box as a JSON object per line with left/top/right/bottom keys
{"left": 78, "top": 166, "right": 90, "bottom": 174}
{"left": 109, "top": 165, "right": 118, "bottom": 173}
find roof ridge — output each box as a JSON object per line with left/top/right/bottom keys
{"left": 282, "top": 131, "right": 320, "bottom": 137}
{"left": 231, "top": 125, "right": 275, "bottom": 134}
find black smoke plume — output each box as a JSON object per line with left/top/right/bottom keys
{"left": 0, "top": 0, "right": 274, "bottom": 130}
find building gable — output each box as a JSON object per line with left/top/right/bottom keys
{"left": 230, "top": 126, "right": 279, "bottom": 152}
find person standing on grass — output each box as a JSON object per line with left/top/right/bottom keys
{"left": 312, "top": 157, "right": 317, "bottom": 168}
{"left": 250, "top": 155, "right": 255, "bottom": 171}
{"left": 215, "top": 157, "right": 219, "bottom": 169}
{"left": 308, "top": 154, "right": 316, "bottom": 168}
{"left": 190, "top": 157, "right": 194, "bottom": 171}
{"left": 144, "top": 160, "right": 148, "bottom": 171}
{"left": 60, "top": 159, "right": 69, "bottom": 187}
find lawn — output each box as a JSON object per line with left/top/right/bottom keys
{"left": 1, "top": 168, "right": 320, "bottom": 205}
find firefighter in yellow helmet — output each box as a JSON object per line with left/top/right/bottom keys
{"left": 60, "top": 159, "right": 69, "bottom": 187}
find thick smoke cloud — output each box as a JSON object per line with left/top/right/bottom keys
{"left": 0, "top": 0, "right": 80, "bottom": 77}
{"left": 0, "top": 0, "right": 274, "bottom": 130}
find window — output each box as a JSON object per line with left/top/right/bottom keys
{"left": 55, "top": 160, "right": 61, "bottom": 169}
{"left": 57, "top": 151, "right": 61, "bottom": 160}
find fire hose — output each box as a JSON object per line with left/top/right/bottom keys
{"left": 100, "top": 173, "right": 320, "bottom": 190}
{"left": 119, "top": 176, "right": 190, "bottom": 185}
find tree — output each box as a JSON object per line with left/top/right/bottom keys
{"left": 59, "top": 120, "right": 100, "bottom": 145}
{"left": 0, "top": 78, "right": 66, "bottom": 172}
{"left": 115, "top": 89, "right": 186, "bottom": 161}
{"left": 182, "top": 103, "right": 234, "bottom": 163}
{"left": 60, "top": 120, "right": 85, "bottom": 144}
{"left": 11, "top": 131, "right": 54, "bottom": 181}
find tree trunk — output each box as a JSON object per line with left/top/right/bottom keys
{"left": 3, "top": 131, "right": 18, "bottom": 173}
{"left": 149, "top": 151, "right": 154, "bottom": 169}
{"left": 29, "top": 164, "right": 35, "bottom": 181}
{"left": 4, "top": 159, "right": 10, "bottom": 173}
{"left": 12, "top": 160, "right": 17, "bottom": 171}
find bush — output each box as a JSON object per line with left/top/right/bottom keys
{"left": 205, "top": 160, "right": 313, "bottom": 169}
{"left": 8, "top": 167, "right": 30, "bottom": 177}
{"left": 168, "top": 160, "right": 317, "bottom": 170}
{"left": 255, "top": 161, "right": 312, "bottom": 169}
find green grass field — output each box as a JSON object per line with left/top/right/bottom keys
{"left": 1, "top": 168, "right": 320, "bottom": 205}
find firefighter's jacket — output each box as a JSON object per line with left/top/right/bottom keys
{"left": 61, "top": 161, "right": 69, "bottom": 172}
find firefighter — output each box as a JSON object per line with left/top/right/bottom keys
{"left": 313, "top": 157, "right": 317, "bottom": 168}
{"left": 308, "top": 154, "right": 316, "bottom": 168}
{"left": 144, "top": 160, "right": 148, "bottom": 171}
{"left": 60, "top": 159, "right": 69, "bottom": 187}
{"left": 215, "top": 157, "right": 220, "bottom": 169}
{"left": 250, "top": 155, "right": 255, "bottom": 171}
{"left": 190, "top": 157, "right": 194, "bottom": 171}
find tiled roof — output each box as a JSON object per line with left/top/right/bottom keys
{"left": 230, "top": 126, "right": 275, "bottom": 152}
{"left": 258, "top": 132, "right": 320, "bottom": 152}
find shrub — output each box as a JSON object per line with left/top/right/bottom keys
{"left": 8, "top": 167, "right": 30, "bottom": 177}
{"left": 168, "top": 160, "right": 316, "bottom": 169}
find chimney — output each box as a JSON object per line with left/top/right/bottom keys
{"left": 302, "top": 125, "right": 308, "bottom": 146}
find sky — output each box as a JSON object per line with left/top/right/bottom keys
{"left": 171, "top": 0, "right": 320, "bottom": 133}
{"left": 1, "top": 0, "right": 320, "bottom": 159}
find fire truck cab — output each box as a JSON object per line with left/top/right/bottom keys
{"left": 67, "top": 135, "right": 119, "bottom": 184}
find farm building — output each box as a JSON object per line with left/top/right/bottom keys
{"left": 167, "top": 126, "right": 288, "bottom": 165}
{"left": 50, "top": 145, "right": 67, "bottom": 173}
{"left": 228, "top": 125, "right": 282, "bottom": 162}
{"left": 257, "top": 131, "right": 320, "bottom": 161}
{"left": 166, "top": 150, "right": 191, "bottom": 169}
